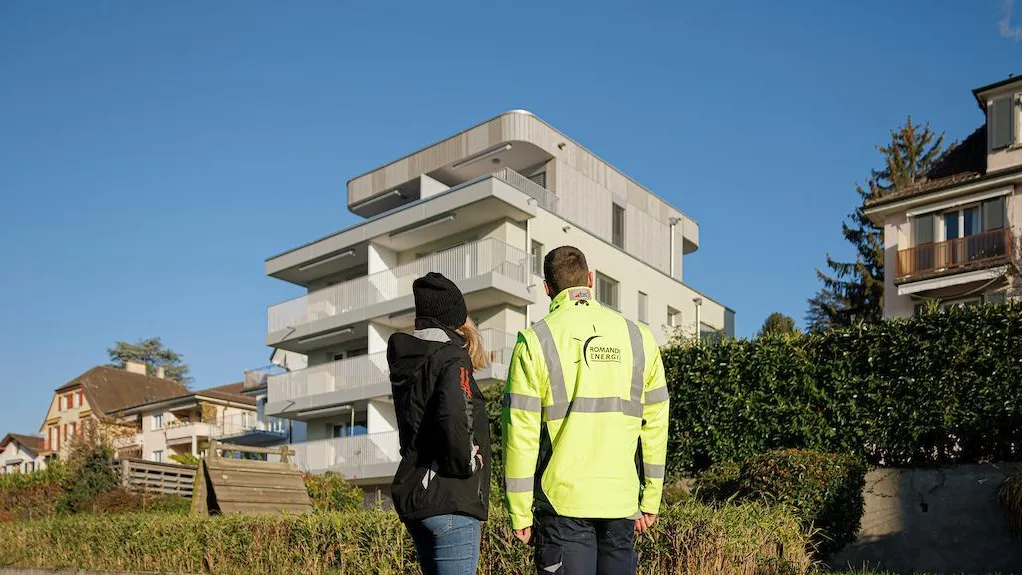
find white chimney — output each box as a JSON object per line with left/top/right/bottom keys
{"left": 156, "top": 366, "right": 166, "bottom": 379}
{"left": 125, "top": 361, "right": 147, "bottom": 375}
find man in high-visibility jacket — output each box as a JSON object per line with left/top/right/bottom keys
{"left": 502, "top": 245, "right": 670, "bottom": 574}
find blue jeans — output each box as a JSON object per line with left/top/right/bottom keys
{"left": 406, "top": 514, "right": 482, "bottom": 575}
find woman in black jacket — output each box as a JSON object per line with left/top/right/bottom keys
{"left": 388, "top": 272, "right": 492, "bottom": 575}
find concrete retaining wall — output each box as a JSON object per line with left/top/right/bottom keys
{"left": 830, "top": 463, "right": 1022, "bottom": 573}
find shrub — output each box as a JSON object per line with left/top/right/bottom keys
{"left": 697, "top": 449, "right": 866, "bottom": 558}
{"left": 85, "top": 487, "right": 191, "bottom": 515}
{"left": 169, "top": 453, "right": 199, "bottom": 466}
{"left": 57, "top": 441, "right": 119, "bottom": 514}
{"left": 664, "top": 303, "right": 1022, "bottom": 474}
{"left": 693, "top": 460, "right": 742, "bottom": 502}
{"left": 0, "top": 500, "right": 813, "bottom": 575}
{"left": 0, "top": 465, "right": 66, "bottom": 521}
{"left": 1000, "top": 474, "right": 1022, "bottom": 536}
{"left": 303, "top": 472, "right": 364, "bottom": 513}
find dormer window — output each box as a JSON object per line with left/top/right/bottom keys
{"left": 990, "top": 96, "right": 1015, "bottom": 150}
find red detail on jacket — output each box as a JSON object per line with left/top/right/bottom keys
{"left": 459, "top": 367, "right": 472, "bottom": 398}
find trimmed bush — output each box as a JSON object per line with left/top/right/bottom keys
{"left": 696, "top": 449, "right": 866, "bottom": 558}
{"left": 0, "top": 464, "right": 66, "bottom": 522}
{"left": 665, "top": 303, "right": 1022, "bottom": 474}
{"left": 0, "top": 501, "right": 813, "bottom": 575}
{"left": 303, "top": 472, "right": 364, "bottom": 513}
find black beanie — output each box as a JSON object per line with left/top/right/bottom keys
{"left": 412, "top": 272, "right": 468, "bottom": 330}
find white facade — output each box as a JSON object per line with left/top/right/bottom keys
{"left": 0, "top": 436, "right": 46, "bottom": 475}
{"left": 265, "top": 111, "right": 733, "bottom": 484}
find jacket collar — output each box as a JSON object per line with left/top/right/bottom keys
{"left": 549, "top": 286, "right": 600, "bottom": 313}
{"left": 413, "top": 316, "right": 466, "bottom": 345}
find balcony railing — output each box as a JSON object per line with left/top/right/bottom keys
{"left": 163, "top": 422, "right": 212, "bottom": 443}
{"left": 268, "top": 330, "right": 516, "bottom": 404}
{"left": 896, "top": 229, "right": 1013, "bottom": 280}
{"left": 291, "top": 431, "right": 400, "bottom": 474}
{"left": 212, "top": 412, "right": 289, "bottom": 439}
{"left": 268, "top": 237, "right": 532, "bottom": 333}
{"left": 492, "top": 167, "right": 559, "bottom": 212}
{"left": 268, "top": 352, "right": 389, "bottom": 404}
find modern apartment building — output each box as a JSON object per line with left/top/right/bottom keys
{"left": 866, "top": 74, "right": 1022, "bottom": 317}
{"left": 264, "top": 110, "right": 733, "bottom": 487}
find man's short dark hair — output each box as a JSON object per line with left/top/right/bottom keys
{"left": 543, "top": 246, "right": 590, "bottom": 295}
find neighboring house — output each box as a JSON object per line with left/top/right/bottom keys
{"left": 0, "top": 433, "right": 46, "bottom": 475}
{"left": 110, "top": 382, "right": 260, "bottom": 463}
{"left": 209, "top": 367, "right": 307, "bottom": 448}
{"left": 38, "top": 361, "right": 189, "bottom": 461}
{"left": 866, "top": 74, "right": 1022, "bottom": 318}
{"left": 262, "top": 110, "right": 734, "bottom": 490}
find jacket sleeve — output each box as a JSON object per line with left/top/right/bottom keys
{"left": 502, "top": 331, "right": 544, "bottom": 531}
{"left": 639, "top": 330, "right": 669, "bottom": 515}
{"left": 434, "top": 357, "right": 478, "bottom": 478}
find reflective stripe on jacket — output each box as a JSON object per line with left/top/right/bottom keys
{"left": 502, "top": 286, "right": 669, "bottom": 530}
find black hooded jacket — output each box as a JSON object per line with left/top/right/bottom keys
{"left": 387, "top": 318, "right": 491, "bottom": 522}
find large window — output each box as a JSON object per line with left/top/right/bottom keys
{"left": 990, "top": 97, "right": 1015, "bottom": 150}
{"left": 152, "top": 413, "right": 164, "bottom": 430}
{"left": 910, "top": 196, "right": 1008, "bottom": 274}
{"left": 531, "top": 240, "right": 544, "bottom": 277}
{"left": 612, "top": 204, "right": 626, "bottom": 249}
{"left": 638, "top": 292, "right": 649, "bottom": 324}
{"left": 595, "top": 272, "right": 619, "bottom": 310}
{"left": 152, "top": 450, "right": 163, "bottom": 463}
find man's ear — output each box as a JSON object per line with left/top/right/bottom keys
{"left": 587, "top": 271, "right": 594, "bottom": 288}
{"left": 543, "top": 280, "right": 554, "bottom": 299}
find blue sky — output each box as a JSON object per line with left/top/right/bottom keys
{"left": 1, "top": 0, "right": 1021, "bottom": 434}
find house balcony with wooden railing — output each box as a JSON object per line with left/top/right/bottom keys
{"left": 896, "top": 229, "right": 1014, "bottom": 282}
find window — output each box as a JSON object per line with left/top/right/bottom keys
{"left": 76, "top": 390, "right": 83, "bottom": 408}
{"left": 990, "top": 96, "right": 1015, "bottom": 150}
{"left": 152, "top": 413, "right": 164, "bottom": 430}
{"left": 638, "top": 292, "right": 649, "bottom": 324}
{"left": 67, "top": 393, "right": 75, "bottom": 410}
{"left": 612, "top": 204, "right": 626, "bottom": 248}
{"left": 667, "top": 307, "right": 681, "bottom": 328}
{"left": 152, "top": 450, "right": 164, "bottom": 463}
{"left": 528, "top": 170, "right": 546, "bottom": 188}
{"left": 595, "top": 272, "right": 619, "bottom": 310}
{"left": 333, "top": 411, "right": 369, "bottom": 438}
{"left": 531, "top": 240, "right": 544, "bottom": 277}
{"left": 69, "top": 422, "right": 77, "bottom": 440}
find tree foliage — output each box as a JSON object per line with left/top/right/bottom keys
{"left": 809, "top": 117, "right": 946, "bottom": 331}
{"left": 757, "top": 312, "right": 799, "bottom": 338}
{"left": 107, "top": 337, "right": 192, "bottom": 386}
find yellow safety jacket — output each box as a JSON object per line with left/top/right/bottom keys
{"left": 502, "top": 286, "right": 669, "bottom": 530}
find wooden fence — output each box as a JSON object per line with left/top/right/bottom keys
{"left": 116, "top": 458, "right": 197, "bottom": 498}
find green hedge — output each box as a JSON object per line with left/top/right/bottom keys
{"left": 0, "top": 502, "right": 813, "bottom": 575}
{"left": 665, "top": 303, "right": 1022, "bottom": 474}
{"left": 696, "top": 449, "right": 866, "bottom": 558}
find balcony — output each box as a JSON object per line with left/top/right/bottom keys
{"left": 266, "top": 329, "right": 516, "bottom": 418}
{"left": 267, "top": 238, "right": 534, "bottom": 352}
{"left": 163, "top": 422, "right": 212, "bottom": 446}
{"left": 896, "top": 229, "right": 1013, "bottom": 282}
{"left": 266, "top": 352, "right": 390, "bottom": 417}
{"left": 212, "top": 413, "right": 289, "bottom": 446}
{"left": 291, "top": 431, "right": 400, "bottom": 482}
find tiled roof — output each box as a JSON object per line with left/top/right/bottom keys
{"left": 1, "top": 433, "right": 45, "bottom": 454}
{"left": 56, "top": 366, "right": 190, "bottom": 418}
{"left": 867, "top": 125, "right": 987, "bottom": 207}
{"left": 193, "top": 382, "right": 256, "bottom": 406}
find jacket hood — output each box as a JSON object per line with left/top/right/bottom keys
{"left": 387, "top": 320, "right": 465, "bottom": 388}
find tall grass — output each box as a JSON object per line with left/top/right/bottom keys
{"left": 999, "top": 474, "right": 1022, "bottom": 536}
{"left": 0, "top": 501, "right": 813, "bottom": 575}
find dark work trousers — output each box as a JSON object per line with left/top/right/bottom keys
{"left": 533, "top": 512, "right": 637, "bottom": 574}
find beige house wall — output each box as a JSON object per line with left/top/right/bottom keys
{"left": 38, "top": 385, "right": 93, "bottom": 460}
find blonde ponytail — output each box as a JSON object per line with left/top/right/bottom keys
{"left": 456, "top": 317, "right": 489, "bottom": 371}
